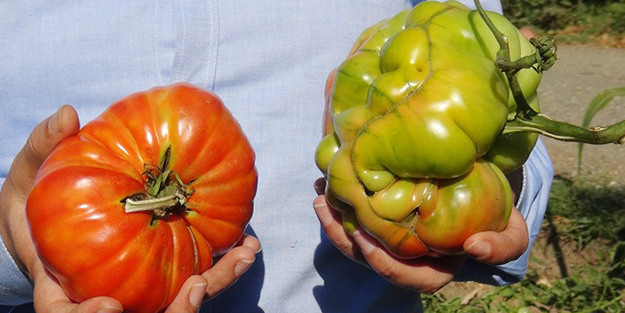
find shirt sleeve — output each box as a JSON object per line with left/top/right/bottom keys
{"left": 429, "top": 0, "right": 503, "bottom": 13}
{"left": 454, "top": 138, "right": 554, "bottom": 285}
{"left": 0, "top": 179, "right": 35, "bottom": 305}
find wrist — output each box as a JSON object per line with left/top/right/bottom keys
{"left": 0, "top": 225, "right": 35, "bottom": 281}
{"left": 0, "top": 185, "right": 35, "bottom": 281}
{"left": 0, "top": 222, "right": 35, "bottom": 305}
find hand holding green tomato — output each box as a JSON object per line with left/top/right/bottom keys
{"left": 315, "top": 0, "right": 624, "bottom": 265}
{"left": 316, "top": 1, "right": 539, "bottom": 259}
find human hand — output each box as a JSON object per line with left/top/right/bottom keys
{"left": 165, "top": 233, "right": 260, "bottom": 312}
{"left": 28, "top": 237, "right": 260, "bottom": 313}
{"left": 0, "top": 105, "right": 260, "bottom": 312}
{"left": 312, "top": 192, "right": 464, "bottom": 294}
{"left": 313, "top": 178, "right": 529, "bottom": 294}
{"left": 0, "top": 105, "right": 125, "bottom": 312}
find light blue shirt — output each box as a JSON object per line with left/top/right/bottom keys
{"left": 0, "top": 1, "right": 552, "bottom": 312}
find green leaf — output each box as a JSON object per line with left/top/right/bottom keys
{"left": 578, "top": 87, "right": 625, "bottom": 172}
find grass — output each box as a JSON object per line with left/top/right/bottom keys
{"left": 423, "top": 266, "right": 625, "bottom": 312}
{"left": 422, "top": 175, "right": 625, "bottom": 312}
{"left": 547, "top": 175, "right": 625, "bottom": 247}
{"left": 502, "top": 1, "right": 625, "bottom": 48}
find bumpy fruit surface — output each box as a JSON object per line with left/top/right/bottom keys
{"left": 316, "top": 1, "right": 541, "bottom": 258}
{"left": 27, "top": 84, "right": 257, "bottom": 313}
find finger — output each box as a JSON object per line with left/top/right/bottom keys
{"left": 40, "top": 297, "right": 123, "bottom": 313}
{"left": 352, "top": 228, "right": 465, "bottom": 294}
{"left": 312, "top": 196, "right": 365, "bottom": 263}
{"left": 32, "top": 264, "right": 122, "bottom": 313}
{"left": 203, "top": 235, "right": 260, "bottom": 298}
{"left": 314, "top": 177, "right": 326, "bottom": 196}
{"left": 10, "top": 105, "right": 79, "bottom": 192}
{"left": 164, "top": 275, "right": 208, "bottom": 313}
{"left": 519, "top": 27, "right": 536, "bottom": 39}
{"left": 234, "top": 233, "right": 262, "bottom": 252}
{"left": 0, "top": 106, "right": 80, "bottom": 275}
{"left": 464, "top": 208, "right": 529, "bottom": 265}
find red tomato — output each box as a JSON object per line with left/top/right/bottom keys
{"left": 26, "top": 84, "right": 257, "bottom": 313}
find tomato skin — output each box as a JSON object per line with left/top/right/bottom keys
{"left": 26, "top": 84, "right": 257, "bottom": 313}
{"left": 414, "top": 160, "right": 512, "bottom": 255}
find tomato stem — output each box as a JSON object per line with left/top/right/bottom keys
{"left": 503, "top": 114, "right": 625, "bottom": 145}
{"left": 124, "top": 147, "right": 194, "bottom": 220}
{"left": 474, "top": 0, "right": 546, "bottom": 118}
{"left": 124, "top": 193, "right": 184, "bottom": 214}
{"left": 475, "top": 0, "right": 625, "bottom": 146}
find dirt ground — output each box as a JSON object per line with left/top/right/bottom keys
{"left": 437, "top": 43, "right": 625, "bottom": 301}
{"left": 537, "top": 44, "right": 625, "bottom": 184}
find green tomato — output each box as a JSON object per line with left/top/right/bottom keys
{"left": 315, "top": 1, "right": 541, "bottom": 258}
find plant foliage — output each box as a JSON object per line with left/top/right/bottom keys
{"left": 501, "top": 0, "right": 625, "bottom": 42}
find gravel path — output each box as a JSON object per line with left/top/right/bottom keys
{"left": 535, "top": 44, "right": 625, "bottom": 184}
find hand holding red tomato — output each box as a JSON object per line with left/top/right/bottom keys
{"left": 1, "top": 85, "right": 259, "bottom": 312}
{"left": 0, "top": 105, "right": 125, "bottom": 312}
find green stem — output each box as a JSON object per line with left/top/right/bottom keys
{"left": 474, "top": 0, "right": 625, "bottom": 146}
{"left": 124, "top": 147, "right": 193, "bottom": 219}
{"left": 124, "top": 194, "right": 181, "bottom": 214}
{"left": 504, "top": 114, "right": 625, "bottom": 144}
{"left": 147, "top": 147, "right": 173, "bottom": 197}
{"left": 473, "top": 0, "right": 538, "bottom": 117}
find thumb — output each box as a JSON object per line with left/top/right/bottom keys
{"left": 464, "top": 208, "right": 529, "bottom": 265}
{"left": 0, "top": 105, "right": 80, "bottom": 279}
{"left": 9, "top": 105, "right": 79, "bottom": 192}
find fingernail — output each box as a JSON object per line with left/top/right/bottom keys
{"left": 96, "top": 305, "right": 123, "bottom": 313}
{"left": 314, "top": 179, "right": 326, "bottom": 195}
{"left": 466, "top": 240, "right": 491, "bottom": 257}
{"left": 313, "top": 201, "right": 333, "bottom": 227}
{"left": 48, "top": 107, "right": 63, "bottom": 134}
{"left": 189, "top": 282, "right": 207, "bottom": 308}
{"left": 352, "top": 229, "right": 374, "bottom": 255}
{"left": 256, "top": 245, "right": 263, "bottom": 254}
{"left": 234, "top": 259, "right": 254, "bottom": 277}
